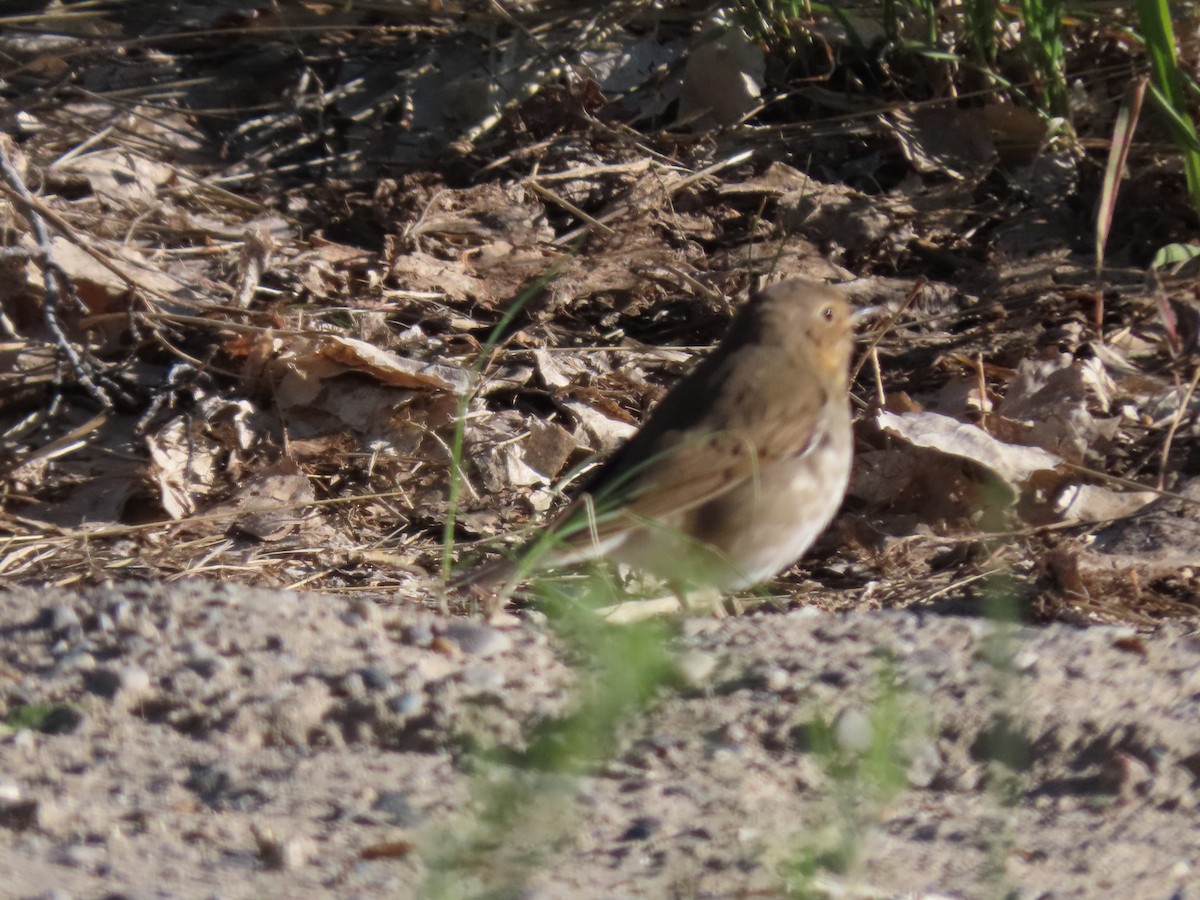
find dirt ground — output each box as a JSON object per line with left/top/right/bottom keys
{"left": 3, "top": 580, "right": 1200, "bottom": 899}
{"left": 6, "top": 3, "right": 1200, "bottom": 897}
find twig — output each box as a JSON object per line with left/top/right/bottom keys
{"left": 554, "top": 150, "right": 754, "bottom": 245}
{"left": 0, "top": 158, "right": 188, "bottom": 307}
{"left": 1157, "top": 364, "right": 1200, "bottom": 490}
{"left": 526, "top": 179, "right": 615, "bottom": 235}
{"left": 870, "top": 346, "right": 885, "bottom": 405}
{"left": 850, "top": 277, "right": 924, "bottom": 383}
{"left": 975, "top": 352, "right": 990, "bottom": 431}
{"left": 0, "top": 137, "right": 129, "bottom": 408}
{"left": 233, "top": 223, "right": 276, "bottom": 309}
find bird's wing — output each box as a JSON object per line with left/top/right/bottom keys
{"left": 550, "top": 420, "right": 820, "bottom": 552}
{"left": 452, "top": 430, "right": 767, "bottom": 590}
{"left": 547, "top": 330, "right": 828, "bottom": 549}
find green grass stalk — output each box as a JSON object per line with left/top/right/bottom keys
{"left": 1137, "top": 0, "right": 1200, "bottom": 212}
{"left": 440, "top": 257, "right": 576, "bottom": 582}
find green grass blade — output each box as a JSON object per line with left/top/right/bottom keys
{"left": 1137, "top": 0, "right": 1200, "bottom": 209}
{"left": 440, "top": 254, "right": 577, "bottom": 581}
{"left": 1018, "top": 0, "right": 1068, "bottom": 116}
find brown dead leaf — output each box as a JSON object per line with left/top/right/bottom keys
{"left": 560, "top": 398, "right": 637, "bottom": 453}
{"left": 145, "top": 394, "right": 261, "bottom": 520}
{"left": 876, "top": 409, "right": 1064, "bottom": 489}
{"left": 468, "top": 411, "right": 577, "bottom": 492}
{"left": 61, "top": 149, "right": 175, "bottom": 208}
{"left": 678, "top": 30, "right": 764, "bottom": 128}
{"left": 204, "top": 459, "right": 316, "bottom": 541}
{"left": 978, "top": 103, "right": 1049, "bottom": 167}
{"left": 532, "top": 349, "right": 573, "bottom": 389}
{"left": 147, "top": 417, "right": 221, "bottom": 520}
{"left": 314, "top": 335, "right": 469, "bottom": 392}
{"left": 23, "top": 474, "right": 143, "bottom": 528}
{"left": 240, "top": 332, "right": 469, "bottom": 405}
{"left": 996, "top": 354, "right": 1116, "bottom": 462}
{"left": 388, "top": 249, "right": 491, "bottom": 304}
{"left": 780, "top": 178, "right": 899, "bottom": 251}
{"left": 1054, "top": 483, "right": 1158, "bottom": 525}
{"left": 43, "top": 236, "right": 184, "bottom": 306}
{"left": 850, "top": 446, "right": 986, "bottom": 522}
{"left": 884, "top": 107, "right": 997, "bottom": 180}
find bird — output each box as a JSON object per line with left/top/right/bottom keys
{"left": 456, "top": 278, "right": 868, "bottom": 607}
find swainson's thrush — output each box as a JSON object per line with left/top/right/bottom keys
{"left": 459, "top": 278, "right": 866, "bottom": 600}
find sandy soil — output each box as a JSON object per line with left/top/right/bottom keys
{"left": 3, "top": 580, "right": 1199, "bottom": 899}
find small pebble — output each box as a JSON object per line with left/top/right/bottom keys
{"left": 348, "top": 599, "right": 382, "bottom": 627}
{"left": 1012, "top": 650, "right": 1039, "bottom": 673}
{"left": 12, "top": 729, "right": 37, "bottom": 758}
{"left": 439, "top": 622, "right": 511, "bottom": 657}
{"left": 833, "top": 707, "right": 874, "bottom": 754}
{"left": 56, "top": 650, "right": 96, "bottom": 673}
{"left": 386, "top": 693, "right": 425, "bottom": 717}
{"left": 358, "top": 667, "right": 393, "bottom": 692}
{"left": 673, "top": 650, "right": 717, "bottom": 688}
{"left": 135, "top": 618, "right": 160, "bottom": 640}
{"left": 114, "top": 665, "right": 151, "bottom": 701}
{"left": 33, "top": 797, "right": 69, "bottom": 833}
{"left": 679, "top": 618, "right": 719, "bottom": 638}
{"left": 186, "top": 765, "right": 232, "bottom": 805}
{"left": 276, "top": 835, "right": 315, "bottom": 870}
{"left": 109, "top": 600, "right": 135, "bottom": 630}
{"left": 906, "top": 743, "right": 943, "bottom": 789}
{"left": 620, "top": 816, "right": 661, "bottom": 841}
{"left": 47, "top": 605, "right": 81, "bottom": 635}
{"left": 460, "top": 665, "right": 504, "bottom": 690}
{"left": 60, "top": 841, "right": 105, "bottom": 869}
{"left": 405, "top": 621, "right": 434, "bottom": 648}
{"left": 189, "top": 655, "right": 230, "bottom": 681}
{"left": 340, "top": 672, "right": 367, "bottom": 699}
{"left": 762, "top": 667, "right": 789, "bottom": 692}
{"left": 520, "top": 608, "right": 549, "bottom": 628}
{"left": 255, "top": 826, "right": 314, "bottom": 870}
{"left": 902, "top": 670, "right": 937, "bottom": 694}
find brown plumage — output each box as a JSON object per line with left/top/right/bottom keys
{"left": 457, "top": 278, "right": 865, "bottom": 598}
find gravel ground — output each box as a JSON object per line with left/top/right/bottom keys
{"left": 2, "top": 581, "right": 1198, "bottom": 898}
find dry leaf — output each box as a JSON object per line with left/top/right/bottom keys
{"left": 61, "top": 148, "right": 175, "bottom": 207}
{"left": 1055, "top": 483, "right": 1158, "bottom": 525}
{"left": 997, "top": 354, "right": 1115, "bottom": 462}
{"left": 560, "top": 399, "right": 637, "bottom": 453}
{"left": 147, "top": 417, "right": 221, "bottom": 519}
{"left": 677, "top": 30, "right": 763, "bottom": 128}
{"left": 145, "top": 393, "right": 261, "bottom": 520}
{"left": 469, "top": 411, "right": 578, "bottom": 491}
{"left": 241, "top": 332, "right": 469, "bottom": 407}
{"left": 884, "top": 107, "right": 998, "bottom": 180}
{"left": 205, "top": 459, "right": 316, "bottom": 541}
{"left": 876, "top": 409, "right": 1063, "bottom": 488}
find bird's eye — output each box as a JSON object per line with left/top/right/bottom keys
{"left": 821, "top": 305, "right": 834, "bottom": 322}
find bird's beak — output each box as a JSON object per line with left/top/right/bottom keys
{"left": 851, "top": 306, "right": 884, "bottom": 327}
